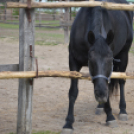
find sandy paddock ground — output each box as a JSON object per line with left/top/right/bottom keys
{"left": 0, "top": 29, "right": 134, "bottom": 134}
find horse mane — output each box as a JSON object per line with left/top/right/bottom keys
{"left": 90, "top": 7, "right": 109, "bottom": 56}
{"left": 91, "top": 6, "right": 102, "bottom": 36}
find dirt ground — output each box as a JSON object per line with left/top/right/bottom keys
{"left": 0, "top": 28, "right": 134, "bottom": 134}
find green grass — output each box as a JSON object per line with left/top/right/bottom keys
{"left": 32, "top": 131, "right": 60, "bottom": 134}
{"left": 0, "top": 22, "right": 60, "bottom": 31}
{"left": 0, "top": 23, "right": 19, "bottom": 29}
{"left": 35, "top": 31, "right": 64, "bottom": 45}
{"left": 6, "top": 20, "right": 19, "bottom": 23}
{"left": 0, "top": 22, "right": 64, "bottom": 45}
{"left": 36, "top": 32, "right": 63, "bottom": 39}
{"left": 35, "top": 20, "right": 59, "bottom": 24}
{"left": 35, "top": 41, "right": 58, "bottom": 46}
{"left": 6, "top": 20, "right": 59, "bottom": 24}
{"left": 0, "top": 20, "right": 60, "bottom": 28}
{"left": 8, "top": 131, "right": 60, "bottom": 134}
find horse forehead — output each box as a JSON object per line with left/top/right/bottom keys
{"left": 92, "top": 46, "right": 110, "bottom": 57}
{"left": 92, "top": 53, "right": 107, "bottom": 62}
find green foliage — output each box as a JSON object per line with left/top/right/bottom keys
{"left": 0, "top": 3, "right": 4, "bottom": 9}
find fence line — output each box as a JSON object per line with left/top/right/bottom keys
{"left": 0, "top": 12, "right": 74, "bottom": 31}
{"left": 7, "top": 1, "right": 134, "bottom": 11}
{"left": 0, "top": 0, "right": 133, "bottom": 134}
{"left": 0, "top": 70, "right": 134, "bottom": 80}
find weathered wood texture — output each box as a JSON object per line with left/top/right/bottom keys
{"left": 17, "top": 0, "right": 35, "bottom": 133}
{"left": 64, "top": 0, "right": 70, "bottom": 44}
{"left": 0, "top": 71, "right": 134, "bottom": 79}
{"left": 0, "top": 64, "right": 19, "bottom": 72}
{"left": 7, "top": 1, "right": 134, "bottom": 11}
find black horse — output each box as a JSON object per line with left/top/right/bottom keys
{"left": 62, "top": 0, "right": 133, "bottom": 133}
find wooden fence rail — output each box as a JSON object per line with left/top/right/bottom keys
{"left": 7, "top": 1, "right": 134, "bottom": 11}
{"left": 0, "top": 71, "right": 134, "bottom": 80}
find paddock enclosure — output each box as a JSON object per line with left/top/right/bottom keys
{"left": 1, "top": 0, "right": 134, "bottom": 134}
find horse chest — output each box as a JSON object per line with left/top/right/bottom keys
{"left": 71, "top": 48, "right": 89, "bottom": 66}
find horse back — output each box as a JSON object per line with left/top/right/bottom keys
{"left": 69, "top": 1, "right": 133, "bottom": 63}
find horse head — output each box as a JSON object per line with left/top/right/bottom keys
{"left": 88, "top": 30, "right": 114, "bottom": 103}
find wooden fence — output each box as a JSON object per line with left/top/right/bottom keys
{"left": 0, "top": 12, "right": 74, "bottom": 27}
{"left": 0, "top": 0, "right": 134, "bottom": 134}
{"left": 0, "top": 8, "right": 74, "bottom": 43}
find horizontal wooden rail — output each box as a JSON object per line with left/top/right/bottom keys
{"left": 7, "top": 1, "right": 134, "bottom": 11}
{"left": 0, "top": 70, "right": 134, "bottom": 80}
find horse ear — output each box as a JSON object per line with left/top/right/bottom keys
{"left": 88, "top": 31, "right": 95, "bottom": 45}
{"left": 106, "top": 30, "right": 114, "bottom": 45}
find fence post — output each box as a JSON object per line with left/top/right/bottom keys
{"left": 4, "top": 2, "right": 6, "bottom": 22}
{"left": 39, "top": 0, "right": 42, "bottom": 28}
{"left": 64, "top": 0, "right": 69, "bottom": 45}
{"left": 17, "top": 0, "right": 35, "bottom": 133}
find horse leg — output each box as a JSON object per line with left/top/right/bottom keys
{"left": 116, "top": 38, "right": 132, "bottom": 121}
{"left": 118, "top": 50, "right": 130, "bottom": 121}
{"left": 119, "top": 79, "right": 128, "bottom": 121}
{"left": 104, "top": 97, "right": 118, "bottom": 128}
{"left": 95, "top": 103, "right": 104, "bottom": 115}
{"left": 61, "top": 54, "right": 82, "bottom": 134}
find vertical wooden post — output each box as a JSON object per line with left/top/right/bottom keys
{"left": 59, "top": 0, "right": 63, "bottom": 31}
{"left": 17, "top": 0, "right": 35, "bottom": 134}
{"left": 70, "top": 7, "right": 71, "bottom": 21}
{"left": 4, "top": 2, "right": 6, "bottom": 22}
{"left": 64, "top": 0, "right": 69, "bottom": 45}
{"left": 39, "top": 0, "right": 42, "bottom": 28}
{"left": 52, "top": 9, "right": 56, "bottom": 20}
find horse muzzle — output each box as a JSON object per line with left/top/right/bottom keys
{"left": 94, "top": 89, "right": 108, "bottom": 103}
{"left": 95, "top": 96, "right": 108, "bottom": 103}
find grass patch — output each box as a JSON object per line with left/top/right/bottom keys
{"left": 0, "top": 22, "right": 60, "bottom": 31}
{"left": 36, "top": 32, "right": 63, "bottom": 39}
{"left": 35, "top": 40, "right": 58, "bottom": 46}
{"left": 33, "top": 131, "right": 60, "bottom": 134}
{"left": 0, "top": 22, "right": 64, "bottom": 44}
{"left": 8, "top": 131, "right": 60, "bottom": 134}
{"left": 5, "top": 20, "right": 59, "bottom": 26}
{"left": 35, "top": 31, "right": 64, "bottom": 45}
{"left": 36, "top": 27, "right": 61, "bottom": 31}
{"left": 0, "top": 23, "right": 19, "bottom": 29}
{"left": 6, "top": 20, "right": 19, "bottom": 23}
{"left": 0, "top": 20, "right": 60, "bottom": 29}
{"left": 35, "top": 20, "right": 59, "bottom": 25}
{"left": 0, "top": 21, "right": 64, "bottom": 44}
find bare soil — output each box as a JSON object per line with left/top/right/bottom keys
{"left": 0, "top": 28, "right": 134, "bottom": 134}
